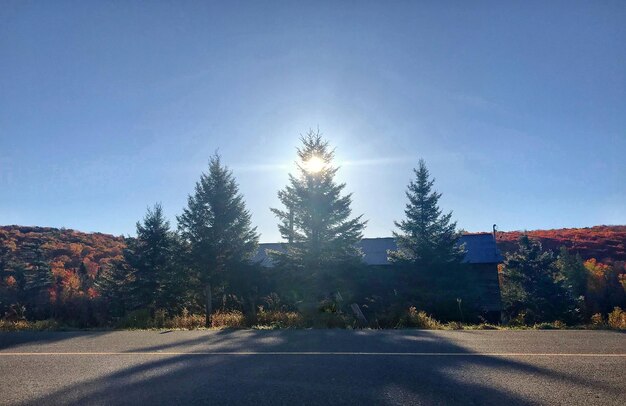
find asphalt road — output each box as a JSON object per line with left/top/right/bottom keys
{"left": 0, "top": 330, "right": 624, "bottom": 405}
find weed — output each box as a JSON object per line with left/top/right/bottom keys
{"left": 210, "top": 310, "right": 246, "bottom": 329}
{"left": 164, "top": 308, "right": 205, "bottom": 329}
{"left": 471, "top": 323, "right": 500, "bottom": 330}
{"left": 607, "top": 307, "right": 626, "bottom": 330}
{"left": 534, "top": 320, "right": 567, "bottom": 330}
{"left": 256, "top": 310, "right": 304, "bottom": 328}
{"left": 0, "top": 319, "right": 59, "bottom": 331}
{"left": 445, "top": 321, "right": 463, "bottom": 330}
{"left": 590, "top": 313, "right": 605, "bottom": 328}
{"left": 406, "top": 307, "right": 443, "bottom": 329}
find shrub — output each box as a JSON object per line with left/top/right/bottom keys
{"left": 113, "top": 308, "right": 208, "bottom": 330}
{"left": 0, "top": 319, "right": 59, "bottom": 331}
{"left": 260, "top": 293, "right": 283, "bottom": 312}
{"left": 0, "top": 320, "right": 31, "bottom": 331}
{"left": 164, "top": 308, "right": 206, "bottom": 329}
{"left": 5, "top": 320, "right": 25, "bottom": 331}
{"left": 445, "top": 321, "right": 463, "bottom": 330}
{"left": 256, "top": 310, "right": 304, "bottom": 328}
{"left": 508, "top": 311, "right": 527, "bottom": 327}
{"left": 590, "top": 313, "right": 605, "bottom": 328}
{"left": 607, "top": 307, "right": 626, "bottom": 330}
{"left": 30, "top": 319, "right": 60, "bottom": 330}
{"left": 406, "top": 307, "right": 443, "bottom": 329}
{"left": 534, "top": 320, "right": 567, "bottom": 330}
{"left": 210, "top": 310, "right": 246, "bottom": 329}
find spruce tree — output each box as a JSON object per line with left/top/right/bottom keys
{"left": 501, "top": 236, "right": 575, "bottom": 323}
{"left": 556, "top": 247, "right": 587, "bottom": 299}
{"left": 20, "top": 243, "right": 54, "bottom": 319}
{"left": 270, "top": 131, "right": 366, "bottom": 309}
{"left": 21, "top": 266, "right": 53, "bottom": 319}
{"left": 389, "top": 159, "right": 465, "bottom": 267}
{"left": 126, "top": 203, "right": 179, "bottom": 312}
{"left": 177, "top": 154, "right": 259, "bottom": 326}
{"left": 269, "top": 131, "right": 366, "bottom": 315}
{"left": 95, "top": 258, "right": 134, "bottom": 319}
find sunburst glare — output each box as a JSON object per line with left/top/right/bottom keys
{"left": 303, "top": 155, "right": 325, "bottom": 173}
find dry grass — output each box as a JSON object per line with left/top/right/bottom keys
{"left": 210, "top": 310, "right": 246, "bottom": 329}
{"left": 445, "top": 321, "right": 463, "bottom": 330}
{"left": 164, "top": 308, "right": 206, "bottom": 329}
{"left": 590, "top": 313, "right": 604, "bottom": 328}
{"left": 468, "top": 323, "right": 500, "bottom": 330}
{"left": 256, "top": 310, "right": 305, "bottom": 328}
{"left": 608, "top": 307, "right": 626, "bottom": 330}
{"left": 116, "top": 308, "right": 207, "bottom": 330}
{"left": 533, "top": 320, "right": 567, "bottom": 330}
{"left": 0, "top": 319, "right": 59, "bottom": 331}
{"left": 5, "top": 307, "right": 624, "bottom": 331}
{"left": 406, "top": 307, "right": 443, "bottom": 329}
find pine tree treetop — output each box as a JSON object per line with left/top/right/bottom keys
{"left": 389, "top": 159, "right": 465, "bottom": 267}
{"left": 177, "top": 153, "right": 259, "bottom": 275}
{"left": 270, "top": 130, "right": 366, "bottom": 270}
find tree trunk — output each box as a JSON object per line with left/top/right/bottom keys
{"left": 205, "top": 283, "right": 212, "bottom": 327}
{"left": 247, "top": 294, "right": 258, "bottom": 324}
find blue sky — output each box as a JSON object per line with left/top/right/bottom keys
{"left": 1, "top": 1, "right": 624, "bottom": 242}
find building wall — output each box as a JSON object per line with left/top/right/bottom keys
{"left": 467, "top": 263, "right": 502, "bottom": 321}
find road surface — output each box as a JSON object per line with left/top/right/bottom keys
{"left": 0, "top": 329, "right": 624, "bottom": 405}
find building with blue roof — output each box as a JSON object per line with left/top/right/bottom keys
{"left": 254, "top": 233, "right": 503, "bottom": 321}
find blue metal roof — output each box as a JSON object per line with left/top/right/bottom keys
{"left": 458, "top": 233, "right": 504, "bottom": 264}
{"left": 253, "top": 233, "right": 503, "bottom": 266}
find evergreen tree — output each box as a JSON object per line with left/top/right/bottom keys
{"left": 20, "top": 243, "right": 53, "bottom": 319}
{"left": 388, "top": 159, "right": 465, "bottom": 267}
{"left": 0, "top": 244, "right": 22, "bottom": 317}
{"left": 501, "top": 236, "right": 576, "bottom": 323}
{"left": 556, "top": 247, "right": 587, "bottom": 299}
{"left": 126, "top": 203, "right": 179, "bottom": 312}
{"left": 160, "top": 233, "right": 195, "bottom": 312}
{"left": 13, "top": 263, "right": 54, "bottom": 320}
{"left": 269, "top": 131, "right": 366, "bottom": 314}
{"left": 270, "top": 131, "right": 366, "bottom": 271}
{"left": 77, "top": 262, "right": 91, "bottom": 293}
{"left": 177, "top": 154, "right": 259, "bottom": 326}
{"left": 95, "top": 258, "right": 134, "bottom": 319}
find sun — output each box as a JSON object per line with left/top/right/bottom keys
{"left": 303, "top": 155, "right": 325, "bottom": 173}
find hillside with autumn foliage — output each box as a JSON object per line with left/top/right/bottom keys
{"left": 496, "top": 226, "right": 626, "bottom": 263}
{"left": 0, "top": 226, "right": 125, "bottom": 283}
{"left": 0, "top": 226, "right": 126, "bottom": 322}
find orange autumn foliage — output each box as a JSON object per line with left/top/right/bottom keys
{"left": 0, "top": 225, "right": 125, "bottom": 307}
{"left": 584, "top": 258, "right": 611, "bottom": 297}
{"left": 497, "top": 225, "right": 626, "bottom": 263}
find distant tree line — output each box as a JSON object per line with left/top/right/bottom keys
{"left": 1, "top": 130, "right": 625, "bottom": 328}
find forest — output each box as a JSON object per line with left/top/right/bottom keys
{"left": 1, "top": 133, "right": 625, "bottom": 330}
{"left": 497, "top": 226, "right": 626, "bottom": 263}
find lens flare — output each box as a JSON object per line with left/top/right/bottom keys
{"left": 303, "top": 155, "right": 325, "bottom": 173}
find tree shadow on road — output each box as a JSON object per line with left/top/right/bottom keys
{"left": 0, "top": 330, "right": 115, "bottom": 351}
{"left": 5, "top": 329, "right": 625, "bottom": 405}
